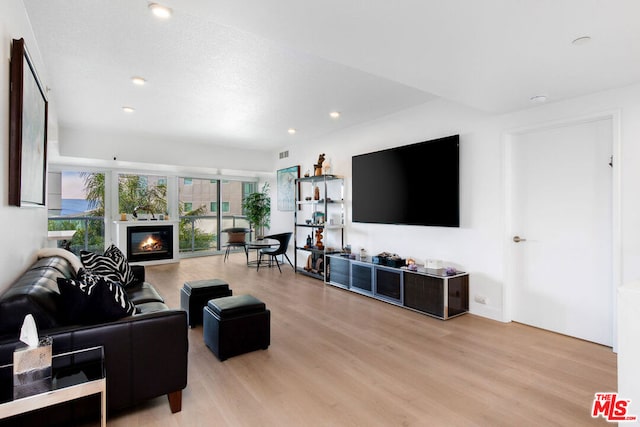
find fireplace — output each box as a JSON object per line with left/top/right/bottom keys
{"left": 127, "top": 225, "right": 173, "bottom": 263}
{"left": 115, "top": 220, "right": 178, "bottom": 265}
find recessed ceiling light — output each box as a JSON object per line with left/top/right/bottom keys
{"left": 288, "top": 128, "right": 297, "bottom": 135}
{"left": 122, "top": 106, "right": 135, "bottom": 113}
{"left": 148, "top": 3, "right": 172, "bottom": 19}
{"left": 530, "top": 95, "right": 547, "bottom": 103}
{"left": 329, "top": 111, "right": 341, "bottom": 119}
{"left": 131, "top": 76, "right": 146, "bottom": 86}
{"left": 572, "top": 36, "right": 592, "bottom": 46}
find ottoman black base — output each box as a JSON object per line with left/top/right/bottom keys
{"left": 203, "top": 294, "right": 270, "bottom": 361}
{"left": 180, "top": 279, "right": 232, "bottom": 328}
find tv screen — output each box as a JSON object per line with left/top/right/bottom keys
{"left": 352, "top": 135, "right": 459, "bottom": 227}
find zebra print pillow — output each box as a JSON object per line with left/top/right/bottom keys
{"left": 80, "top": 244, "right": 137, "bottom": 287}
{"left": 57, "top": 268, "right": 136, "bottom": 324}
{"left": 103, "top": 244, "right": 137, "bottom": 285}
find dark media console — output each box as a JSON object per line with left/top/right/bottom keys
{"left": 326, "top": 255, "right": 469, "bottom": 320}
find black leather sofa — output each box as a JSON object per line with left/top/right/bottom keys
{"left": 0, "top": 254, "right": 188, "bottom": 425}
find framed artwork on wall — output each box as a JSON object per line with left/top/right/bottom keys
{"left": 9, "top": 38, "right": 48, "bottom": 207}
{"left": 277, "top": 165, "right": 300, "bottom": 211}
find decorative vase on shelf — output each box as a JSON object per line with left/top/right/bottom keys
{"left": 314, "top": 185, "right": 320, "bottom": 200}
{"left": 315, "top": 228, "right": 324, "bottom": 250}
{"left": 314, "top": 153, "right": 325, "bottom": 176}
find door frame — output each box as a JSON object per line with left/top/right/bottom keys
{"left": 502, "top": 110, "right": 622, "bottom": 351}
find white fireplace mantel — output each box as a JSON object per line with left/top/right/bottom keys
{"left": 113, "top": 220, "right": 179, "bottom": 265}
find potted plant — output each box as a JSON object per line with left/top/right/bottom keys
{"left": 242, "top": 182, "right": 271, "bottom": 240}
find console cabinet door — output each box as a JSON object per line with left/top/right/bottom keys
{"left": 374, "top": 266, "right": 402, "bottom": 303}
{"left": 351, "top": 262, "right": 373, "bottom": 293}
{"left": 327, "top": 256, "right": 350, "bottom": 288}
{"left": 447, "top": 275, "right": 469, "bottom": 317}
{"left": 404, "top": 273, "right": 444, "bottom": 318}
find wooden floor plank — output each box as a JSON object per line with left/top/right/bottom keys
{"left": 95, "top": 254, "right": 616, "bottom": 426}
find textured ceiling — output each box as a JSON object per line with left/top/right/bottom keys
{"left": 23, "top": 0, "right": 640, "bottom": 151}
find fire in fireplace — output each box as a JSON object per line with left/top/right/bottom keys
{"left": 127, "top": 225, "right": 173, "bottom": 262}
{"left": 140, "top": 235, "right": 164, "bottom": 252}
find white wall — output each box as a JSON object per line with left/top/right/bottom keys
{"left": 0, "top": 1, "right": 54, "bottom": 294}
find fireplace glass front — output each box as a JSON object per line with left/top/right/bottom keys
{"left": 127, "top": 225, "right": 173, "bottom": 262}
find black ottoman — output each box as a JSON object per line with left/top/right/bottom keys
{"left": 180, "top": 279, "right": 232, "bottom": 328}
{"left": 203, "top": 294, "right": 270, "bottom": 361}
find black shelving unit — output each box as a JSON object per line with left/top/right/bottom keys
{"left": 293, "top": 175, "right": 344, "bottom": 280}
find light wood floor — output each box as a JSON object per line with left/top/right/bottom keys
{"left": 100, "top": 254, "right": 616, "bottom": 426}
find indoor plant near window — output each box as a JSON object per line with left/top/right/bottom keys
{"left": 243, "top": 182, "right": 271, "bottom": 240}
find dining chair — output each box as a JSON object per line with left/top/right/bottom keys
{"left": 222, "top": 227, "right": 250, "bottom": 263}
{"left": 257, "top": 232, "right": 294, "bottom": 272}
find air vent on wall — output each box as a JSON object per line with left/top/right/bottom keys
{"left": 279, "top": 150, "right": 289, "bottom": 159}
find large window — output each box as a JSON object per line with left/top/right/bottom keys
{"left": 178, "top": 177, "right": 218, "bottom": 253}
{"left": 47, "top": 171, "right": 105, "bottom": 254}
{"left": 178, "top": 178, "right": 254, "bottom": 254}
{"left": 118, "top": 174, "right": 167, "bottom": 219}
{"left": 221, "top": 180, "right": 254, "bottom": 229}
{"left": 48, "top": 170, "right": 257, "bottom": 258}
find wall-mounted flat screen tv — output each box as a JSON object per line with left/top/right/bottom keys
{"left": 352, "top": 134, "right": 459, "bottom": 227}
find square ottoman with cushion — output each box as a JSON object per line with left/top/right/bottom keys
{"left": 180, "top": 279, "right": 232, "bottom": 328}
{"left": 203, "top": 294, "right": 270, "bottom": 361}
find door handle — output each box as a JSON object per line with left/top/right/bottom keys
{"left": 513, "top": 235, "right": 527, "bottom": 243}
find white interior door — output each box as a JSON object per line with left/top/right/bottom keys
{"left": 510, "top": 118, "right": 613, "bottom": 346}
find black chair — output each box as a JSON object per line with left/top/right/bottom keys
{"left": 257, "top": 232, "right": 294, "bottom": 272}
{"left": 222, "top": 227, "right": 250, "bottom": 263}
